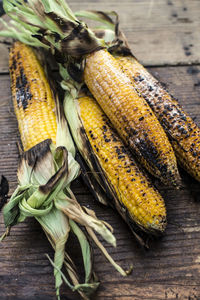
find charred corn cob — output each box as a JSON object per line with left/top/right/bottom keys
{"left": 9, "top": 42, "right": 57, "bottom": 151}
{"left": 78, "top": 9, "right": 200, "bottom": 182}
{"left": 84, "top": 49, "right": 180, "bottom": 186}
{"left": 2, "top": 0, "right": 180, "bottom": 186}
{"left": 5, "top": 41, "right": 125, "bottom": 299}
{"left": 66, "top": 93, "right": 166, "bottom": 234}
{"left": 115, "top": 55, "right": 200, "bottom": 182}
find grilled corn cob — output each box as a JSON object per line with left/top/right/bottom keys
{"left": 115, "top": 55, "right": 200, "bottom": 182}
{"left": 1, "top": 0, "right": 180, "bottom": 186}
{"left": 5, "top": 41, "right": 125, "bottom": 299}
{"left": 84, "top": 49, "right": 180, "bottom": 186}
{"left": 9, "top": 41, "right": 57, "bottom": 151}
{"left": 65, "top": 93, "right": 166, "bottom": 234}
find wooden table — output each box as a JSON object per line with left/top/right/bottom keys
{"left": 0, "top": 0, "right": 200, "bottom": 299}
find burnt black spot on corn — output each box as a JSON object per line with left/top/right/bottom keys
{"left": 84, "top": 50, "right": 180, "bottom": 187}
{"left": 77, "top": 95, "right": 167, "bottom": 233}
{"left": 15, "top": 69, "right": 32, "bottom": 110}
{"left": 116, "top": 55, "right": 200, "bottom": 182}
{"left": 9, "top": 42, "right": 57, "bottom": 151}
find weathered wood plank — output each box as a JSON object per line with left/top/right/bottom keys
{"left": 0, "top": 64, "right": 200, "bottom": 299}
{"left": 0, "top": 0, "right": 200, "bottom": 72}
{"left": 73, "top": 0, "right": 200, "bottom": 67}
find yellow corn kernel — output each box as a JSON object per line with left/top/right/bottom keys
{"left": 84, "top": 49, "right": 180, "bottom": 186}
{"left": 78, "top": 95, "right": 166, "bottom": 233}
{"left": 116, "top": 55, "right": 200, "bottom": 182}
{"left": 9, "top": 42, "right": 57, "bottom": 151}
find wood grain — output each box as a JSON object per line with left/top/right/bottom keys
{"left": 0, "top": 0, "right": 200, "bottom": 73}
{"left": 0, "top": 63, "right": 200, "bottom": 299}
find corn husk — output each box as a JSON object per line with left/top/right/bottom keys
{"left": 1, "top": 0, "right": 105, "bottom": 59}
{"left": 2, "top": 140, "right": 100, "bottom": 300}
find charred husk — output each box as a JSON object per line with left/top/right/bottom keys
{"left": 20, "top": 139, "right": 52, "bottom": 167}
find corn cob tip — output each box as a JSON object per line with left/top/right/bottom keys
{"left": 163, "top": 167, "right": 182, "bottom": 188}
{"left": 173, "top": 173, "right": 182, "bottom": 189}
{"left": 151, "top": 215, "right": 167, "bottom": 233}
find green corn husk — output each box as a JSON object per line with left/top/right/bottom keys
{"left": 0, "top": 42, "right": 127, "bottom": 300}
{"left": 2, "top": 140, "right": 101, "bottom": 300}
{"left": 0, "top": 0, "right": 105, "bottom": 59}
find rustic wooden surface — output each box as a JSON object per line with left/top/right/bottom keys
{"left": 1, "top": 0, "right": 200, "bottom": 71}
{"left": 0, "top": 0, "right": 200, "bottom": 299}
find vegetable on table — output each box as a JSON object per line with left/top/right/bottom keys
{"left": 1, "top": 41, "right": 127, "bottom": 300}
{"left": 8, "top": 37, "right": 167, "bottom": 248}
{"left": 64, "top": 88, "right": 167, "bottom": 237}
{"left": 0, "top": 0, "right": 181, "bottom": 187}
{"left": 76, "top": 9, "right": 200, "bottom": 183}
